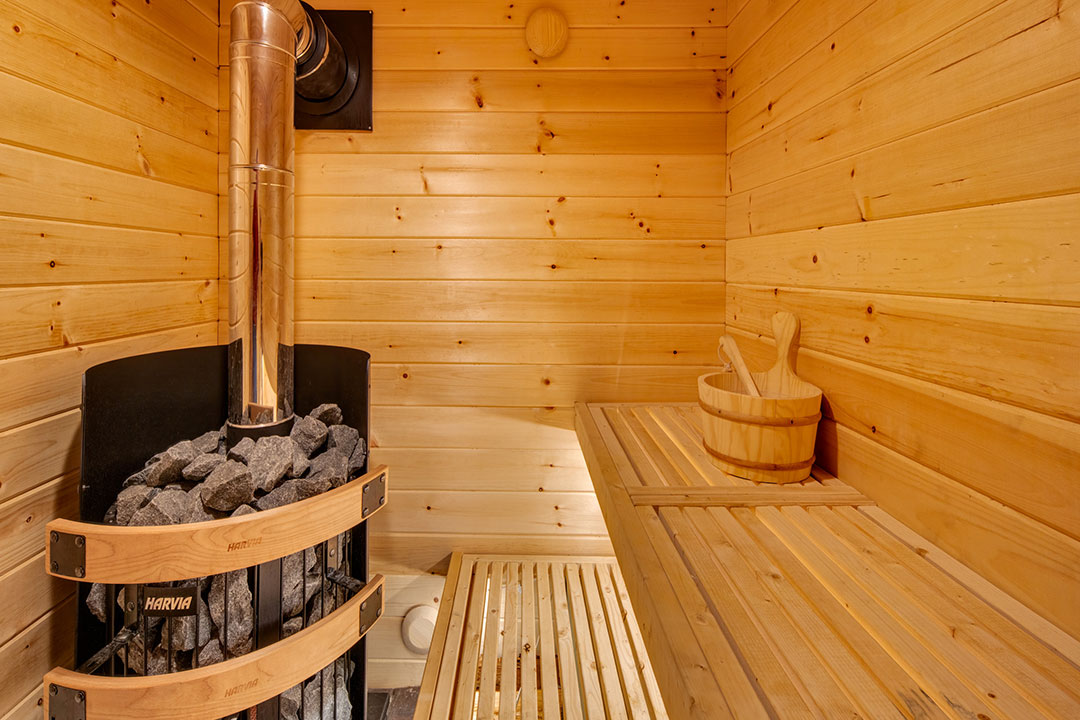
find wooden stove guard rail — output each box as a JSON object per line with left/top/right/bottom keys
{"left": 44, "top": 465, "right": 389, "bottom": 584}
{"left": 576, "top": 402, "right": 1080, "bottom": 720}
{"left": 43, "top": 574, "right": 384, "bottom": 720}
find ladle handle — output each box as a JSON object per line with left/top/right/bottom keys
{"left": 720, "top": 334, "right": 761, "bottom": 397}
{"left": 760, "top": 311, "right": 802, "bottom": 396}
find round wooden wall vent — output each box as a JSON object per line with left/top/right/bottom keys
{"left": 525, "top": 8, "right": 569, "bottom": 58}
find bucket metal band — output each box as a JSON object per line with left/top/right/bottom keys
{"left": 698, "top": 400, "right": 821, "bottom": 427}
{"left": 703, "top": 442, "right": 816, "bottom": 472}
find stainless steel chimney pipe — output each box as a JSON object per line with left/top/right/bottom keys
{"left": 227, "top": 0, "right": 308, "bottom": 428}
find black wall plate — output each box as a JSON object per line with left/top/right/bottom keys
{"left": 295, "top": 10, "right": 373, "bottom": 131}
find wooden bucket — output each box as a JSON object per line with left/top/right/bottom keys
{"left": 698, "top": 312, "right": 822, "bottom": 484}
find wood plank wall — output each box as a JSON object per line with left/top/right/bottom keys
{"left": 0, "top": 0, "right": 219, "bottom": 715}
{"left": 223, "top": 0, "right": 728, "bottom": 576}
{"left": 724, "top": 0, "right": 1080, "bottom": 638}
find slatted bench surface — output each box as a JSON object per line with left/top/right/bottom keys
{"left": 576, "top": 402, "right": 1080, "bottom": 720}
{"left": 413, "top": 554, "right": 668, "bottom": 720}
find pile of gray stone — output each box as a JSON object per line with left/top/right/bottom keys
{"left": 85, "top": 403, "right": 365, "bottom": 720}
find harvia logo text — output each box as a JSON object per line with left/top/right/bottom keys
{"left": 227, "top": 537, "right": 263, "bottom": 552}
{"left": 144, "top": 596, "right": 192, "bottom": 612}
{"left": 224, "top": 679, "right": 258, "bottom": 698}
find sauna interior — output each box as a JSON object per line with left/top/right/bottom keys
{"left": 1, "top": 0, "right": 1078, "bottom": 718}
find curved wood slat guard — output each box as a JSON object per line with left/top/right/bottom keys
{"left": 45, "top": 465, "right": 388, "bottom": 583}
{"left": 44, "top": 574, "right": 384, "bottom": 720}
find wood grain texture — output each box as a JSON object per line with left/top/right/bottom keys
{"left": 727, "top": 0, "right": 1080, "bottom": 643}
{"left": 0, "top": 1, "right": 216, "bottom": 151}
{"left": 299, "top": 280, "right": 724, "bottom": 323}
{"left": 288, "top": 1, "right": 725, "bottom": 574}
{"left": 46, "top": 467, "right": 387, "bottom": 584}
{"left": 298, "top": 322, "right": 723, "bottom": 365}
{"left": 0, "top": 3, "right": 217, "bottom": 713}
{"left": 297, "top": 112, "right": 726, "bottom": 154}
{"left": 728, "top": 284, "right": 1080, "bottom": 421}
{"left": 295, "top": 238, "right": 723, "bottom": 281}
{"left": 43, "top": 577, "right": 384, "bottom": 720}
{"left": 298, "top": 196, "right": 724, "bottom": 239}
{"left": 0, "top": 598, "right": 75, "bottom": 717}
{"left": 577, "top": 402, "right": 1080, "bottom": 718}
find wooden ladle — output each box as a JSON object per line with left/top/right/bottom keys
{"left": 718, "top": 334, "right": 761, "bottom": 397}
{"left": 760, "top": 311, "right": 802, "bottom": 396}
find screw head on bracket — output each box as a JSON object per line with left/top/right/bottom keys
{"left": 361, "top": 601, "right": 368, "bottom": 611}
{"left": 379, "top": 496, "right": 385, "bottom": 506}
{"left": 75, "top": 566, "right": 85, "bottom": 578}
{"left": 49, "top": 685, "right": 58, "bottom": 696}
{"left": 50, "top": 531, "right": 59, "bottom": 543}
{"left": 363, "top": 485, "right": 369, "bottom": 494}
{"left": 76, "top": 692, "right": 85, "bottom": 704}
{"left": 50, "top": 561, "right": 58, "bottom": 572}
{"left": 74, "top": 536, "right": 85, "bottom": 548}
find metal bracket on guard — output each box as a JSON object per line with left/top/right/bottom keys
{"left": 48, "top": 531, "right": 86, "bottom": 579}
{"left": 359, "top": 582, "right": 383, "bottom": 636}
{"left": 361, "top": 471, "right": 386, "bottom": 519}
{"left": 48, "top": 683, "right": 86, "bottom": 720}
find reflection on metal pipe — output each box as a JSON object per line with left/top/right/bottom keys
{"left": 228, "top": 1, "right": 305, "bottom": 427}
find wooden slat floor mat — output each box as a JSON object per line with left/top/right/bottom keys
{"left": 413, "top": 555, "right": 668, "bottom": 720}
{"left": 576, "top": 402, "right": 1080, "bottom": 720}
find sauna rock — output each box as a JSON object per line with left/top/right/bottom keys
{"left": 84, "top": 403, "right": 369, "bottom": 680}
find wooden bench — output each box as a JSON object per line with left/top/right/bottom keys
{"left": 576, "top": 402, "right": 1080, "bottom": 720}
{"left": 412, "top": 554, "right": 668, "bottom": 720}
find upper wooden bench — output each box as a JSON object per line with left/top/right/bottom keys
{"left": 576, "top": 402, "right": 1080, "bottom": 720}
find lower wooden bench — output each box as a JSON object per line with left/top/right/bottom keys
{"left": 412, "top": 554, "right": 668, "bottom": 720}
{"left": 576, "top": 402, "right": 1080, "bottom": 720}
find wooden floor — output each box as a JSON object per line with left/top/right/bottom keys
{"left": 412, "top": 554, "right": 668, "bottom": 720}
{"left": 577, "top": 402, "right": 1080, "bottom": 720}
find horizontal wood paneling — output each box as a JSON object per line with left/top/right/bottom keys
{"left": 297, "top": 112, "right": 726, "bottom": 154}
{"left": 371, "top": 448, "right": 590, "bottom": 492}
{"left": 0, "top": 554, "right": 71, "bottom": 649}
{"left": 371, "top": 406, "right": 580, "bottom": 450}
{"left": 0, "top": 474, "right": 78, "bottom": 578}
{"left": 0, "top": 411, "right": 80, "bottom": 506}
{"left": 727, "top": 0, "right": 1023, "bottom": 149}
{"left": 371, "top": 364, "right": 706, "bottom": 406}
{"left": 372, "top": 490, "right": 606, "bottom": 535}
{"left": 371, "top": 27, "right": 726, "bottom": 69}
{"left": 296, "top": 154, "right": 725, "bottom": 197}
{"left": 728, "top": 284, "right": 1080, "bottom": 420}
{"left": 296, "top": 238, "right": 723, "bottom": 281}
{"left": 726, "top": 195, "right": 1080, "bottom": 304}
{"left": 0, "top": 598, "right": 75, "bottom": 718}
{"left": 729, "top": 0, "right": 1079, "bottom": 189}
{"left": 0, "top": 5, "right": 217, "bottom": 711}
{"left": 370, "top": 70, "right": 724, "bottom": 111}
{"left": 369, "top": 533, "right": 614, "bottom": 576}
{"left": 0, "top": 323, "right": 217, "bottom": 434}
{"left": 14, "top": 0, "right": 217, "bottom": 106}
{"left": 298, "top": 322, "right": 722, "bottom": 365}
{"left": 0, "top": 281, "right": 215, "bottom": 360}
{"left": 0, "top": 70, "right": 217, "bottom": 192}
{"left": 298, "top": 281, "right": 724, "bottom": 323}
{"left": 728, "top": 79, "right": 1080, "bottom": 238}
{"left": 0, "top": 1, "right": 216, "bottom": 152}
{"left": 289, "top": 0, "right": 726, "bottom": 574}
{"left": 727, "top": 0, "right": 1080, "bottom": 638}
{"left": 0, "top": 217, "right": 217, "bottom": 287}
{"left": 0, "top": 144, "right": 216, "bottom": 235}
{"left": 298, "top": 196, "right": 724, "bottom": 238}
{"left": 226, "top": 0, "right": 722, "bottom": 27}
